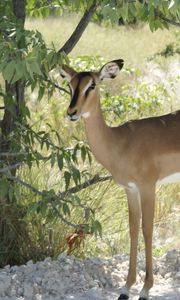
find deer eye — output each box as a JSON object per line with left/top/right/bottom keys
{"left": 85, "top": 81, "right": 96, "bottom": 97}
{"left": 88, "top": 82, "right": 96, "bottom": 90}
{"left": 91, "top": 82, "right": 96, "bottom": 89}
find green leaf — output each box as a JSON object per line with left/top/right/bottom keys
{"left": 84, "top": 208, "right": 91, "bottom": 221}
{"left": 149, "top": 16, "right": 155, "bottom": 31}
{"left": 3, "top": 94, "right": 15, "bottom": 113}
{"left": 72, "top": 166, "right": 81, "bottom": 185}
{"left": 87, "top": 150, "right": 92, "bottom": 164}
{"left": 11, "top": 61, "right": 24, "bottom": 83}
{"left": 31, "top": 60, "right": 42, "bottom": 76}
{"left": 3, "top": 61, "right": 16, "bottom": 82}
{"left": 25, "top": 60, "right": 34, "bottom": 80}
{"left": 81, "top": 146, "right": 86, "bottom": 162}
{"left": 102, "top": 6, "right": 119, "bottom": 23}
{"left": 57, "top": 153, "right": 63, "bottom": 171}
{"left": 62, "top": 203, "right": 70, "bottom": 215}
{"left": 168, "top": 0, "right": 175, "bottom": 9}
{"left": 0, "top": 179, "right": 9, "bottom": 198}
{"left": 38, "top": 85, "right": 45, "bottom": 101}
{"left": 64, "top": 171, "right": 71, "bottom": 190}
{"left": 31, "top": 80, "right": 37, "bottom": 92}
{"left": 121, "top": 2, "right": 129, "bottom": 21}
{"left": 8, "top": 186, "right": 14, "bottom": 202}
{"left": 92, "top": 219, "right": 102, "bottom": 238}
{"left": 50, "top": 152, "right": 56, "bottom": 167}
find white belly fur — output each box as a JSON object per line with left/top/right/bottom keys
{"left": 157, "top": 172, "right": 180, "bottom": 185}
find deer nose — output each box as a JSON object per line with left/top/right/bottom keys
{"left": 67, "top": 109, "right": 78, "bottom": 121}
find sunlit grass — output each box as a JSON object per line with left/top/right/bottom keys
{"left": 25, "top": 15, "right": 176, "bottom": 68}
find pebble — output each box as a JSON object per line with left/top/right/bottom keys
{"left": 0, "top": 249, "right": 179, "bottom": 299}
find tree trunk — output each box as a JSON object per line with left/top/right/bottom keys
{"left": 1, "top": 0, "right": 26, "bottom": 139}
{"left": 0, "top": 0, "right": 26, "bottom": 267}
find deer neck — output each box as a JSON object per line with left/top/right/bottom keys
{"left": 84, "top": 99, "right": 115, "bottom": 170}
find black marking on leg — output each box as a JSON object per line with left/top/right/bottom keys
{"left": 139, "top": 297, "right": 148, "bottom": 300}
{"left": 118, "top": 294, "right": 129, "bottom": 300}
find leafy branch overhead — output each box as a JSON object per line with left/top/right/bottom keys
{"left": 0, "top": 1, "right": 180, "bottom": 88}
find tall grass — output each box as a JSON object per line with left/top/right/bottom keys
{"left": 4, "top": 15, "right": 179, "bottom": 263}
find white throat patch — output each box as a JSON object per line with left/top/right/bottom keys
{"left": 82, "top": 112, "right": 91, "bottom": 119}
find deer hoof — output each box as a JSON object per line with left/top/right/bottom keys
{"left": 118, "top": 294, "right": 129, "bottom": 300}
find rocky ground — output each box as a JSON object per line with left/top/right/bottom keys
{"left": 0, "top": 249, "right": 179, "bottom": 300}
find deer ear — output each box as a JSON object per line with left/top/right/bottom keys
{"left": 59, "top": 65, "right": 77, "bottom": 82}
{"left": 99, "top": 59, "right": 124, "bottom": 81}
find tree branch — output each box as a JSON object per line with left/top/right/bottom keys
{"left": 60, "top": 174, "right": 112, "bottom": 197}
{"left": 3, "top": 171, "right": 79, "bottom": 228}
{"left": 0, "top": 162, "right": 23, "bottom": 173}
{"left": 58, "top": 1, "right": 98, "bottom": 55}
{"left": 45, "top": 78, "right": 70, "bottom": 95}
{"left": 0, "top": 152, "right": 27, "bottom": 157}
{"left": 3, "top": 171, "right": 42, "bottom": 195}
{"left": 159, "top": 15, "right": 180, "bottom": 27}
{"left": 1, "top": 169, "right": 112, "bottom": 228}
{"left": 2, "top": 171, "right": 112, "bottom": 198}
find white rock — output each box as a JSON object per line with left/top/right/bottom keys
{"left": 23, "top": 282, "right": 34, "bottom": 298}
{"left": 111, "top": 271, "right": 123, "bottom": 282}
{"left": 10, "top": 288, "right": 17, "bottom": 297}
{"left": 175, "top": 272, "right": 180, "bottom": 280}
{"left": 11, "top": 274, "right": 18, "bottom": 280}
{"left": 44, "top": 257, "right": 52, "bottom": 263}
{"left": 62, "top": 264, "right": 71, "bottom": 271}
{"left": 88, "top": 257, "right": 103, "bottom": 266}
{"left": 27, "top": 260, "right": 34, "bottom": 266}
{"left": 165, "top": 272, "right": 172, "bottom": 279}
{"left": 17, "top": 287, "right": 24, "bottom": 296}
{"left": 85, "top": 287, "right": 103, "bottom": 299}
{"left": 0, "top": 274, "right": 11, "bottom": 295}
{"left": 35, "top": 294, "right": 42, "bottom": 300}
{"left": 166, "top": 250, "right": 178, "bottom": 261}
{"left": 35, "top": 277, "right": 42, "bottom": 285}
{"left": 0, "top": 250, "right": 180, "bottom": 300}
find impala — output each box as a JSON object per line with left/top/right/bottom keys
{"left": 60, "top": 60, "right": 180, "bottom": 300}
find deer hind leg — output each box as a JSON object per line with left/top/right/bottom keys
{"left": 118, "top": 188, "right": 141, "bottom": 300}
{"left": 138, "top": 185, "right": 155, "bottom": 300}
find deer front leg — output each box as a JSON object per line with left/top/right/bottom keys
{"left": 139, "top": 185, "right": 155, "bottom": 300}
{"left": 118, "top": 188, "right": 141, "bottom": 300}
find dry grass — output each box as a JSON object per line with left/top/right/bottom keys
{"left": 25, "top": 15, "right": 176, "bottom": 68}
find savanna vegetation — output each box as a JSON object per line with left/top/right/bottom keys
{"left": 0, "top": 0, "right": 180, "bottom": 267}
